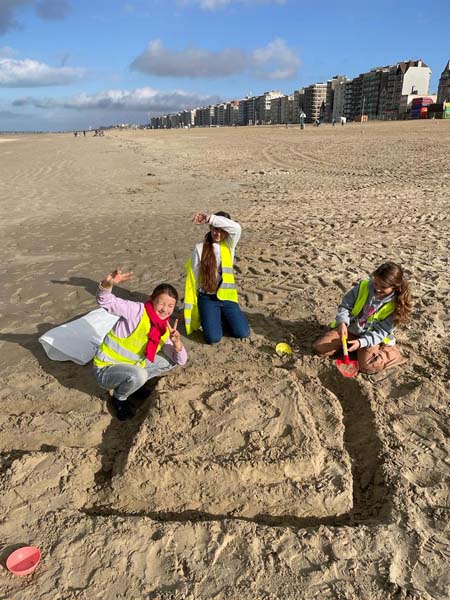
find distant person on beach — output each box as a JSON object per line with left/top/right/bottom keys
{"left": 313, "top": 262, "right": 412, "bottom": 374}
{"left": 184, "top": 211, "right": 250, "bottom": 344}
{"left": 93, "top": 269, "right": 187, "bottom": 420}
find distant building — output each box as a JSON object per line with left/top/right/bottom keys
{"left": 281, "top": 94, "right": 294, "bottom": 123}
{"left": 224, "top": 100, "right": 239, "bottom": 125}
{"left": 241, "top": 97, "right": 253, "bottom": 125}
{"left": 255, "top": 91, "right": 284, "bottom": 124}
{"left": 331, "top": 79, "right": 348, "bottom": 120}
{"left": 347, "top": 60, "right": 431, "bottom": 121}
{"left": 325, "top": 75, "right": 348, "bottom": 121}
{"left": 270, "top": 96, "right": 283, "bottom": 124}
{"left": 293, "top": 88, "right": 305, "bottom": 123}
{"left": 215, "top": 103, "right": 225, "bottom": 126}
{"left": 437, "top": 60, "right": 450, "bottom": 103}
{"left": 181, "top": 109, "right": 196, "bottom": 127}
{"left": 303, "top": 83, "right": 327, "bottom": 122}
{"left": 381, "top": 60, "right": 431, "bottom": 119}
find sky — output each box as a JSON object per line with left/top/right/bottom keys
{"left": 0, "top": 0, "right": 449, "bottom": 131}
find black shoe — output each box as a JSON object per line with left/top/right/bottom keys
{"left": 112, "top": 398, "right": 134, "bottom": 421}
{"left": 128, "top": 385, "right": 151, "bottom": 402}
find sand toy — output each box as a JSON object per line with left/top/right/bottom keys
{"left": 6, "top": 546, "right": 41, "bottom": 576}
{"left": 276, "top": 342, "right": 293, "bottom": 356}
{"left": 336, "top": 334, "right": 359, "bottom": 378}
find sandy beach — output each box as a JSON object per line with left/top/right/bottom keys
{"left": 1, "top": 121, "right": 450, "bottom": 599}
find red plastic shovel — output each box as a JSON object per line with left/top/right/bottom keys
{"left": 336, "top": 334, "right": 359, "bottom": 378}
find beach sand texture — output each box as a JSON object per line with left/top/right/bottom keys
{"left": 1, "top": 121, "right": 450, "bottom": 599}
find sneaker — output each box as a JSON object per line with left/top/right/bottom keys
{"left": 112, "top": 398, "right": 134, "bottom": 421}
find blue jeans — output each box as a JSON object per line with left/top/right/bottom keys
{"left": 198, "top": 293, "right": 250, "bottom": 344}
{"left": 93, "top": 354, "right": 175, "bottom": 401}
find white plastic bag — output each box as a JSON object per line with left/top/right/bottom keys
{"left": 38, "top": 308, "right": 119, "bottom": 365}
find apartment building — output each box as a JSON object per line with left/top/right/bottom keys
{"left": 346, "top": 60, "right": 431, "bottom": 121}
{"left": 331, "top": 80, "right": 348, "bottom": 120}
{"left": 437, "top": 60, "right": 450, "bottom": 103}
{"left": 214, "top": 103, "right": 225, "bottom": 126}
{"left": 224, "top": 100, "right": 239, "bottom": 125}
{"left": 181, "top": 109, "right": 196, "bottom": 127}
{"left": 281, "top": 94, "right": 294, "bottom": 123}
{"left": 270, "top": 96, "right": 283, "bottom": 124}
{"left": 303, "top": 83, "right": 327, "bottom": 122}
{"left": 325, "top": 75, "right": 347, "bottom": 121}
{"left": 195, "top": 106, "right": 215, "bottom": 127}
{"left": 293, "top": 88, "right": 305, "bottom": 122}
{"left": 256, "top": 90, "right": 284, "bottom": 124}
{"left": 380, "top": 60, "right": 431, "bottom": 119}
{"left": 245, "top": 96, "right": 257, "bottom": 125}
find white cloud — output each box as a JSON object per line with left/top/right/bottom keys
{"left": 131, "top": 38, "right": 299, "bottom": 80}
{"left": 12, "top": 87, "right": 221, "bottom": 112}
{"left": 0, "top": 0, "right": 69, "bottom": 35}
{"left": 131, "top": 39, "right": 246, "bottom": 78}
{"left": 252, "top": 38, "right": 299, "bottom": 80}
{"left": 0, "top": 58, "right": 86, "bottom": 87}
{"left": 179, "top": 0, "right": 285, "bottom": 9}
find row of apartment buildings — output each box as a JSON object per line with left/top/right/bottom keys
{"left": 150, "top": 59, "right": 450, "bottom": 128}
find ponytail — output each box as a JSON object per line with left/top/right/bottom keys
{"left": 200, "top": 231, "right": 218, "bottom": 293}
{"left": 199, "top": 210, "right": 231, "bottom": 294}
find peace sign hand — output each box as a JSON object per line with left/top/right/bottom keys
{"left": 168, "top": 319, "right": 183, "bottom": 352}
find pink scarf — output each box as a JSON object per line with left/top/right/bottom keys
{"left": 144, "top": 301, "right": 169, "bottom": 362}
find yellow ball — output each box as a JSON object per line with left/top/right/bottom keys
{"left": 275, "top": 342, "right": 293, "bottom": 357}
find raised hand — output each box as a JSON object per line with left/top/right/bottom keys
{"left": 101, "top": 269, "right": 134, "bottom": 288}
{"left": 168, "top": 319, "right": 183, "bottom": 352}
{"left": 192, "top": 212, "right": 210, "bottom": 225}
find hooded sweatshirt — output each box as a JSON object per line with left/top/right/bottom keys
{"left": 335, "top": 279, "right": 396, "bottom": 348}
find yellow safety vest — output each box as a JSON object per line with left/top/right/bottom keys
{"left": 93, "top": 309, "right": 170, "bottom": 368}
{"left": 331, "top": 279, "right": 396, "bottom": 343}
{"left": 184, "top": 240, "right": 238, "bottom": 335}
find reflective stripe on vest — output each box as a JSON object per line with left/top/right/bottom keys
{"left": 330, "top": 279, "right": 396, "bottom": 336}
{"left": 184, "top": 257, "right": 201, "bottom": 335}
{"left": 216, "top": 241, "right": 238, "bottom": 302}
{"left": 93, "top": 309, "right": 170, "bottom": 368}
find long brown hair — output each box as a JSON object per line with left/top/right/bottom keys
{"left": 200, "top": 211, "right": 231, "bottom": 293}
{"left": 372, "top": 262, "right": 412, "bottom": 326}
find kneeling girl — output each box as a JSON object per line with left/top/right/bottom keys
{"left": 184, "top": 211, "right": 250, "bottom": 344}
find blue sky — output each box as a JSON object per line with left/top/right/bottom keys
{"left": 0, "top": 0, "right": 448, "bottom": 131}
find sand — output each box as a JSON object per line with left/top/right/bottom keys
{"left": 1, "top": 121, "right": 450, "bottom": 599}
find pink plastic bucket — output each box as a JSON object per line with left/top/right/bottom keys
{"left": 6, "top": 546, "right": 41, "bottom": 576}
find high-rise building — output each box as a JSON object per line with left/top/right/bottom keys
{"left": 332, "top": 80, "right": 348, "bottom": 120}
{"left": 303, "top": 83, "right": 327, "bottom": 122}
{"left": 381, "top": 60, "right": 431, "bottom": 119}
{"left": 325, "top": 75, "right": 348, "bottom": 121}
{"left": 224, "top": 100, "right": 239, "bottom": 125}
{"left": 270, "top": 96, "right": 283, "bottom": 124}
{"left": 281, "top": 94, "right": 294, "bottom": 123}
{"left": 293, "top": 88, "right": 305, "bottom": 123}
{"left": 255, "top": 91, "right": 284, "bottom": 124}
